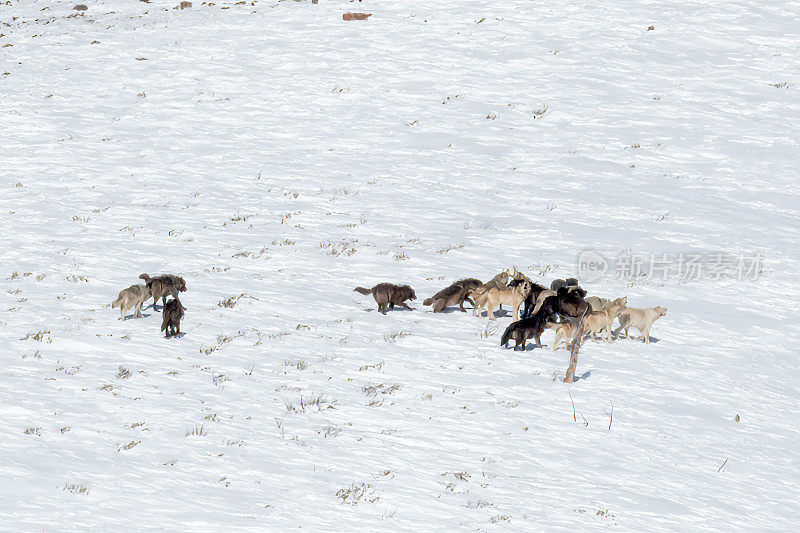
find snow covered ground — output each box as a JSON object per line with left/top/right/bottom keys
{"left": 2, "top": 0, "right": 799, "bottom": 529}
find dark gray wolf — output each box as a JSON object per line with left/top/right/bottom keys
{"left": 354, "top": 283, "right": 416, "bottom": 314}
{"left": 423, "top": 278, "right": 482, "bottom": 312}
{"left": 161, "top": 298, "right": 186, "bottom": 337}
{"left": 139, "top": 273, "right": 187, "bottom": 311}
{"left": 550, "top": 278, "right": 580, "bottom": 291}
{"left": 500, "top": 309, "right": 556, "bottom": 350}
{"left": 531, "top": 285, "right": 589, "bottom": 318}
{"left": 527, "top": 285, "right": 591, "bottom": 351}
{"left": 531, "top": 284, "right": 589, "bottom": 384}
{"left": 111, "top": 283, "right": 151, "bottom": 320}
{"left": 520, "top": 282, "right": 550, "bottom": 319}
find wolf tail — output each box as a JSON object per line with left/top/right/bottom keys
{"left": 353, "top": 287, "right": 372, "bottom": 295}
{"left": 500, "top": 323, "right": 514, "bottom": 347}
{"left": 423, "top": 297, "right": 434, "bottom": 306}
{"left": 161, "top": 313, "right": 169, "bottom": 332}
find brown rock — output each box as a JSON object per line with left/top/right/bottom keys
{"left": 342, "top": 12, "right": 371, "bottom": 21}
{"left": 73, "top": 4, "right": 88, "bottom": 10}
{"left": 180, "top": 1, "right": 192, "bottom": 8}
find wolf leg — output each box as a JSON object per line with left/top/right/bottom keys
{"left": 472, "top": 296, "right": 480, "bottom": 316}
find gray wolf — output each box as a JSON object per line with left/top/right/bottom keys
{"left": 423, "top": 278, "right": 482, "bottom": 313}
{"left": 161, "top": 298, "right": 186, "bottom": 337}
{"left": 354, "top": 283, "right": 416, "bottom": 314}
{"left": 139, "top": 273, "right": 187, "bottom": 312}
{"left": 614, "top": 306, "right": 667, "bottom": 343}
{"left": 583, "top": 299, "right": 626, "bottom": 342}
{"left": 507, "top": 266, "right": 528, "bottom": 286}
{"left": 586, "top": 296, "right": 627, "bottom": 312}
{"left": 111, "top": 283, "right": 151, "bottom": 320}
{"left": 471, "top": 280, "right": 531, "bottom": 321}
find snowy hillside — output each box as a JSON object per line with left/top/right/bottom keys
{"left": 2, "top": 0, "right": 799, "bottom": 529}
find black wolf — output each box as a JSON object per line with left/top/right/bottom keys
{"left": 161, "top": 298, "right": 186, "bottom": 337}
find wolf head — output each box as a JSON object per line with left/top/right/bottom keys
{"left": 400, "top": 285, "right": 416, "bottom": 301}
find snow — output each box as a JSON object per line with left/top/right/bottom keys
{"left": 2, "top": 0, "right": 799, "bottom": 529}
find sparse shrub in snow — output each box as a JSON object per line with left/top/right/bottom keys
{"left": 335, "top": 482, "right": 379, "bottom": 505}
{"left": 185, "top": 425, "right": 207, "bottom": 437}
{"left": 62, "top": 483, "right": 89, "bottom": 495}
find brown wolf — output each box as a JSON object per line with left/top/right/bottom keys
{"left": 423, "top": 278, "right": 482, "bottom": 312}
{"left": 161, "top": 298, "right": 186, "bottom": 337}
{"left": 583, "top": 299, "right": 626, "bottom": 342}
{"left": 111, "top": 283, "right": 150, "bottom": 320}
{"left": 471, "top": 280, "right": 531, "bottom": 321}
{"left": 550, "top": 321, "right": 578, "bottom": 351}
{"left": 354, "top": 283, "right": 416, "bottom": 314}
{"left": 139, "top": 273, "right": 187, "bottom": 312}
{"left": 470, "top": 271, "right": 510, "bottom": 316}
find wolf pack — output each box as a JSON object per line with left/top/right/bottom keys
{"left": 111, "top": 274, "right": 187, "bottom": 337}
{"left": 352, "top": 267, "right": 667, "bottom": 361}
{"left": 111, "top": 267, "right": 666, "bottom": 380}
